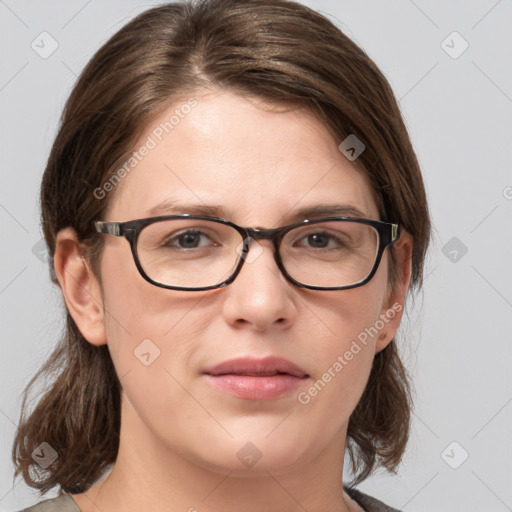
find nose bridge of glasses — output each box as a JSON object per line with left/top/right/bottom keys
{"left": 246, "top": 226, "right": 276, "bottom": 237}
{"left": 241, "top": 226, "right": 282, "bottom": 253}
{"left": 234, "top": 227, "right": 287, "bottom": 287}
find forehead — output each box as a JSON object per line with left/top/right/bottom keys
{"left": 104, "top": 89, "right": 379, "bottom": 224}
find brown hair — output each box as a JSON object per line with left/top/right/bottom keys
{"left": 12, "top": 0, "right": 430, "bottom": 494}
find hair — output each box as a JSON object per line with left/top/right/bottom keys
{"left": 12, "top": 0, "right": 430, "bottom": 494}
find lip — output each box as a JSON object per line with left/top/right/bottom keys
{"left": 203, "top": 356, "right": 310, "bottom": 400}
{"left": 204, "top": 356, "right": 309, "bottom": 378}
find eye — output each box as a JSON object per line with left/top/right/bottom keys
{"left": 302, "top": 232, "right": 337, "bottom": 248}
{"left": 294, "top": 230, "right": 350, "bottom": 250}
{"left": 163, "top": 229, "right": 215, "bottom": 250}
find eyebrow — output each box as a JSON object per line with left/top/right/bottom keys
{"left": 146, "top": 199, "right": 230, "bottom": 218}
{"left": 145, "top": 199, "right": 369, "bottom": 222}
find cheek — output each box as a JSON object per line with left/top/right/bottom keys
{"left": 97, "top": 262, "right": 228, "bottom": 464}
{"left": 311, "top": 270, "right": 389, "bottom": 356}
{"left": 98, "top": 265, "right": 202, "bottom": 445}
{"left": 308, "top": 293, "right": 382, "bottom": 389}
{"left": 98, "top": 246, "right": 195, "bottom": 375}
{"left": 298, "top": 270, "right": 391, "bottom": 416}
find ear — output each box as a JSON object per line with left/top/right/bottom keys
{"left": 375, "top": 230, "right": 413, "bottom": 352}
{"left": 53, "top": 227, "right": 107, "bottom": 346}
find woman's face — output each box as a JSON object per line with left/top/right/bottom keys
{"left": 83, "top": 89, "right": 409, "bottom": 476}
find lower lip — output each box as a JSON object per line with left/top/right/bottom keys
{"left": 205, "top": 374, "right": 307, "bottom": 400}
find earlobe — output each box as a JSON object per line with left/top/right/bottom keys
{"left": 375, "top": 230, "right": 413, "bottom": 352}
{"left": 53, "top": 227, "right": 107, "bottom": 346}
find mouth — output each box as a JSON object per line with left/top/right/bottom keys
{"left": 203, "top": 356, "right": 309, "bottom": 378}
{"left": 203, "top": 356, "right": 309, "bottom": 400}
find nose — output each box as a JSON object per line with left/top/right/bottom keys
{"left": 221, "top": 239, "right": 298, "bottom": 331}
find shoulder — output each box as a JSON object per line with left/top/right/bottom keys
{"left": 344, "top": 486, "right": 403, "bottom": 512}
{"left": 15, "top": 494, "right": 81, "bottom": 512}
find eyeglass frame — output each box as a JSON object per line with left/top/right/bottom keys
{"left": 94, "top": 214, "right": 401, "bottom": 292}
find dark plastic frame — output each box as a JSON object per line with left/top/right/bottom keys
{"left": 94, "top": 215, "right": 401, "bottom": 291}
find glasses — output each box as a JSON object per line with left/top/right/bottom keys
{"left": 94, "top": 215, "right": 400, "bottom": 291}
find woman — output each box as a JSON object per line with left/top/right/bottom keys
{"left": 12, "top": 0, "right": 431, "bottom": 511}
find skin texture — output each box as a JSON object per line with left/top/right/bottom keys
{"left": 54, "top": 89, "right": 412, "bottom": 512}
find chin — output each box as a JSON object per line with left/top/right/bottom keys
{"left": 188, "top": 430, "right": 314, "bottom": 476}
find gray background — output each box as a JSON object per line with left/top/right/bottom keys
{"left": 1, "top": 1, "right": 511, "bottom": 511}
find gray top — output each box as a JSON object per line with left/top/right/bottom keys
{"left": 17, "top": 488, "right": 402, "bottom": 512}
{"left": 345, "top": 486, "right": 402, "bottom": 512}
{"left": 16, "top": 495, "right": 80, "bottom": 512}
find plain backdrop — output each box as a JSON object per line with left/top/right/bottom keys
{"left": 1, "top": 1, "right": 511, "bottom": 511}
